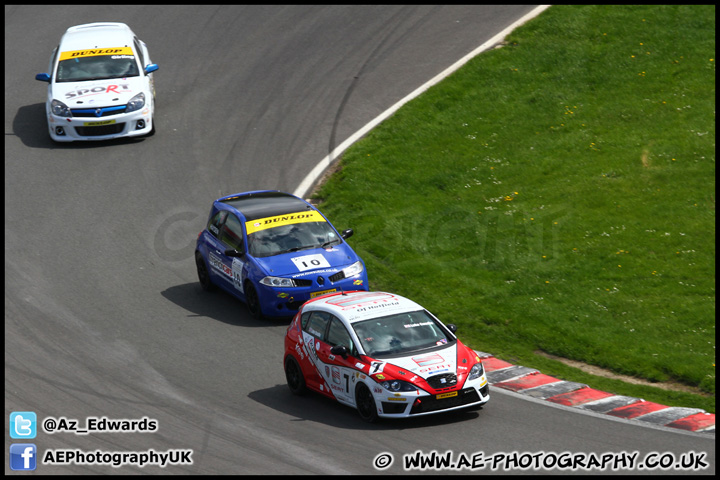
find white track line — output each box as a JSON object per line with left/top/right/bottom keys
{"left": 293, "top": 5, "right": 551, "bottom": 198}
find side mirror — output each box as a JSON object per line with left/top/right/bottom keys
{"left": 330, "top": 345, "right": 349, "bottom": 359}
{"left": 446, "top": 324, "right": 458, "bottom": 334}
{"left": 144, "top": 64, "right": 159, "bottom": 75}
{"left": 224, "top": 248, "right": 244, "bottom": 257}
{"left": 341, "top": 229, "right": 354, "bottom": 239}
{"left": 35, "top": 73, "right": 51, "bottom": 82}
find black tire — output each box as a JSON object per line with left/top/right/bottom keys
{"left": 355, "top": 383, "right": 379, "bottom": 423}
{"left": 284, "top": 356, "right": 306, "bottom": 395}
{"left": 244, "top": 282, "right": 263, "bottom": 319}
{"left": 195, "top": 252, "right": 216, "bottom": 292}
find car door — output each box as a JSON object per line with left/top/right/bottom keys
{"left": 204, "top": 211, "right": 245, "bottom": 297}
{"left": 204, "top": 210, "right": 230, "bottom": 286}
{"left": 218, "top": 213, "right": 248, "bottom": 298}
{"left": 314, "top": 316, "right": 364, "bottom": 406}
{"left": 300, "top": 310, "right": 332, "bottom": 393}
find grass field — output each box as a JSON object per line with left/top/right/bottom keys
{"left": 313, "top": 5, "right": 715, "bottom": 413}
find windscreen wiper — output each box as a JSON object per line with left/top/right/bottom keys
{"left": 276, "top": 245, "right": 314, "bottom": 255}
{"left": 320, "top": 238, "right": 341, "bottom": 249}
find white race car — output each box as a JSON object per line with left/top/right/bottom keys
{"left": 284, "top": 291, "right": 490, "bottom": 422}
{"left": 35, "top": 22, "right": 158, "bottom": 142}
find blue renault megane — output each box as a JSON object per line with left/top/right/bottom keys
{"left": 195, "top": 190, "right": 368, "bottom": 319}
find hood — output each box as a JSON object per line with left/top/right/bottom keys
{"left": 366, "top": 342, "right": 480, "bottom": 386}
{"left": 52, "top": 77, "right": 146, "bottom": 106}
{"left": 254, "top": 243, "right": 360, "bottom": 278}
{"left": 381, "top": 344, "right": 459, "bottom": 380}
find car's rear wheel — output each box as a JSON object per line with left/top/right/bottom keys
{"left": 195, "top": 252, "right": 216, "bottom": 292}
{"left": 355, "top": 383, "right": 379, "bottom": 423}
{"left": 284, "top": 356, "right": 306, "bottom": 395}
{"left": 245, "top": 282, "right": 263, "bottom": 319}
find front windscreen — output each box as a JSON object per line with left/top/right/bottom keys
{"left": 247, "top": 221, "right": 340, "bottom": 258}
{"left": 352, "top": 310, "right": 455, "bottom": 357}
{"left": 56, "top": 53, "right": 139, "bottom": 82}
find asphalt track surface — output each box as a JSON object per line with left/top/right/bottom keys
{"left": 5, "top": 5, "right": 715, "bottom": 475}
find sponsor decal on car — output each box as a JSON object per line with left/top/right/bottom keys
{"left": 354, "top": 301, "right": 401, "bottom": 314}
{"left": 412, "top": 353, "right": 445, "bottom": 367}
{"left": 59, "top": 47, "right": 134, "bottom": 60}
{"left": 65, "top": 84, "right": 134, "bottom": 99}
{"left": 292, "top": 268, "right": 337, "bottom": 278}
{"left": 369, "top": 361, "right": 386, "bottom": 374}
{"left": 231, "top": 258, "right": 244, "bottom": 293}
{"left": 310, "top": 289, "right": 336, "bottom": 298}
{"left": 419, "top": 364, "right": 453, "bottom": 375}
{"left": 294, "top": 343, "right": 305, "bottom": 360}
{"left": 209, "top": 253, "right": 231, "bottom": 277}
{"left": 291, "top": 253, "right": 331, "bottom": 272}
{"left": 245, "top": 210, "right": 325, "bottom": 234}
{"left": 436, "top": 391, "right": 458, "bottom": 400}
{"left": 83, "top": 119, "right": 116, "bottom": 127}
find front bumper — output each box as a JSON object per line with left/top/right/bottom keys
{"left": 256, "top": 272, "right": 369, "bottom": 317}
{"left": 46, "top": 107, "right": 153, "bottom": 142}
{"left": 374, "top": 377, "right": 490, "bottom": 418}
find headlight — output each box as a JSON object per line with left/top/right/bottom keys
{"left": 342, "top": 260, "right": 364, "bottom": 278}
{"left": 381, "top": 379, "right": 417, "bottom": 392}
{"left": 468, "top": 362, "right": 485, "bottom": 381}
{"left": 51, "top": 99, "right": 71, "bottom": 117}
{"left": 259, "top": 276, "right": 296, "bottom": 288}
{"left": 125, "top": 92, "right": 146, "bottom": 113}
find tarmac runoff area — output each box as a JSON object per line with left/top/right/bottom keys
{"left": 476, "top": 352, "right": 715, "bottom": 435}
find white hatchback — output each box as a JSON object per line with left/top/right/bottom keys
{"left": 35, "top": 22, "right": 158, "bottom": 142}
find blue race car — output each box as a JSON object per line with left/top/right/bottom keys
{"left": 195, "top": 190, "right": 368, "bottom": 318}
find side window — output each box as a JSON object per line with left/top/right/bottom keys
{"left": 207, "top": 211, "right": 228, "bottom": 239}
{"left": 304, "top": 311, "right": 331, "bottom": 339}
{"left": 220, "top": 214, "right": 244, "bottom": 251}
{"left": 50, "top": 47, "right": 58, "bottom": 75}
{"left": 327, "top": 317, "right": 357, "bottom": 357}
{"left": 133, "top": 37, "right": 146, "bottom": 68}
{"left": 300, "top": 311, "right": 312, "bottom": 330}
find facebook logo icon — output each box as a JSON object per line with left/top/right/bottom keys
{"left": 10, "top": 444, "right": 37, "bottom": 471}
{"left": 10, "top": 411, "right": 37, "bottom": 439}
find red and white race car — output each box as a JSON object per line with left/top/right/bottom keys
{"left": 283, "top": 290, "right": 489, "bottom": 422}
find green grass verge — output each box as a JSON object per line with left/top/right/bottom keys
{"left": 313, "top": 5, "right": 715, "bottom": 413}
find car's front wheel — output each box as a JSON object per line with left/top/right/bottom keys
{"left": 284, "top": 356, "right": 306, "bottom": 395}
{"left": 244, "top": 282, "right": 263, "bottom": 319}
{"left": 355, "top": 383, "right": 379, "bottom": 423}
{"left": 195, "top": 252, "right": 216, "bottom": 292}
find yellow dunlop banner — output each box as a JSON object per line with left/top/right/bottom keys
{"left": 59, "top": 47, "right": 134, "bottom": 61}
{"left": 246, "top": 210, "right": 325, "bottom": 234}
